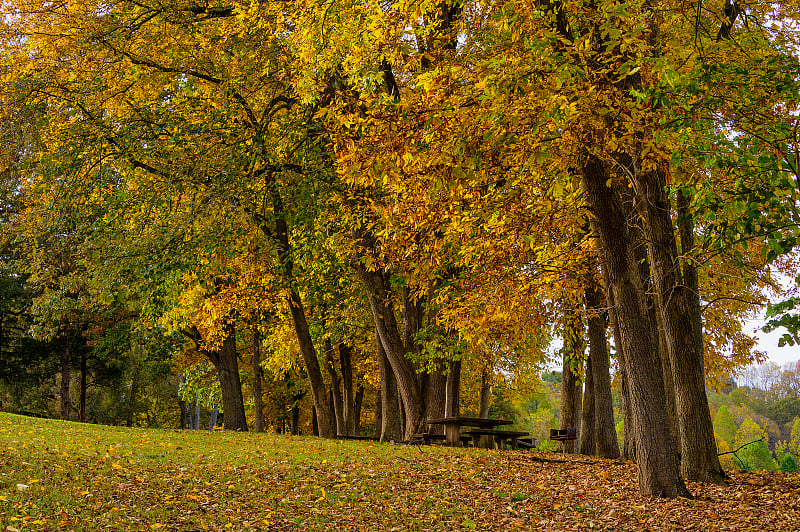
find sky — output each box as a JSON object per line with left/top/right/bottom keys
{"left": 747, "top": 318, "right": 800, "bottom": 368}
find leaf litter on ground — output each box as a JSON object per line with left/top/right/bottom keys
{"left": 0, "top": 413, "right": 798, "bottom": 531}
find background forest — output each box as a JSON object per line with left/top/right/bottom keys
{"left": 2, "top": 0, "right": 800, "bottom": 499}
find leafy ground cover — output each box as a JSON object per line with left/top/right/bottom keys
{"left": 1, "top": 413, "right": 799, "bottom": 531}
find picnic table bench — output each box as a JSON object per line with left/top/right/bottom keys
{"left": 427, "top": 417, "right": 513, "bottom": 448}
{"left": 463, "top": 428, "right": 530, "bottom": 450}
{"left": 549, "top": 427, "right": 577, "bottom": 441}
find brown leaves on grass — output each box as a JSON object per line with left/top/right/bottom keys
{"left": 1, "top": 414, "right": 799, "bottom": 531}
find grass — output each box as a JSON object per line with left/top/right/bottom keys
{"left": 1, "top": 413, "right": 799, "bottom": 531}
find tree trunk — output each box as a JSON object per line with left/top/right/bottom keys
{"left": 193, "top": 393, "right": 200, "bottom": 430}
{"left": 586, "top": 282, "right": 620, "bottom": 459}
{"left": 560, "top": 348, "right": 580, "bottom": 454}
{"left": 376, "top": 327, "right": 403, "bottom": 441}
{"left": 354, "top": 261, "right": 425, "bottom": 440}
{"left": 425, "top": 367, "right": 447, "bottom": 434}
{"left": 633, "top": 168, "right": 724, "bottom": 484}
{"left": 445, "top": 359, "right": 461, "bottom": 417}
{"left": 287, "top": 291, "right": 336, "bottom": 438}
{"left": 208, "top": 326, "right": 248, "bottom": 431}
{"left": 325, "top": 339, "right": 346, "bottom": 435}
{"left": 478, "top": 366, "right": 492, "bottom": 418}
{"left": 580, "top": 354, "right": 596, "bottom": 456}
{"left": 339, "top": 342, "right": 357, "bottom": 435}
{"left": 209, "top": 408, "right": 219, "bottom": 429}
{"left": 79, "top": 350, "right": 87, "bottom": 423}
{"left": 252, "top": 328, "right": 265, "bottom": 433}
{"left": 126, "top": 360, "right": 142, "bottom": 428}
{"left": 60, "top": 338, "right": 71, "bottom": 421}
{"left": 353, "top": 384, "right": 364, "bottom": 436}
{"left": 581, "top": 155, "right": 689, "bottom": 498}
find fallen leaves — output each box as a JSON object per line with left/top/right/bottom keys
{"left": 1, "top": 413, "right": 799, "bottom": 530}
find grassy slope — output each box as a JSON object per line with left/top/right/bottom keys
{"left": 1, "top": 413, "right": 799, "bottom": 531}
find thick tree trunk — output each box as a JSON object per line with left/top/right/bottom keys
{"left": 252, "top": 328, "right": 265, "bottom": 433}
{"left": 580, "top": 355, "right": 596, "bottom": 456}
{"left": 354, "top": 262, "right": 425, "bottom": 440}
{"left": 208, "top": 327, "right": 248, "bottom": 431}
{"left": 374, "top": 387, "right": 382, "bottom": 437}
{"left": 209, "top": 408, "right": 219, "bottom": 429}
{"left": 445, "top": 359, "right": 461, "bottom": 417}
{"left": 425, "top": 367, "right": 447, "bottom": 434}
{"left": 603, "top": 273, "right": 634, "bottom": 461}
{"left": 634, "top": 169, "right": 724, "bottom": 484}
{"left": 581, "top": 155, "right": 689, "bottom": 498}
{"left": 376, "top": 327, "right": 403, "bottom": 441}
{"left": 60, "top": 339, "right": 71, "bottom": 421}
{"left": 586, "top": 284, "right": 621, "bottom": 460}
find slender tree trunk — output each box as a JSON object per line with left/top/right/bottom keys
{"left": 193, "top": 393, "right": 200, "bottom": 430}
{"left": 580, "top": 355, "right": 596, "bottom": 456}
{"left": 581, "top": 155, "right": 689, "bottom": 498}
{"left": 60, "top": 339, "right": 71, "bottom": 421}
{"left": 291, "top": 395, "right": 302, "bottom": 435}
{"left": 339, "top": 342, "right": 357, "bottom": 435}
{"left": 126, "top": 360, "right": 142, "bottom": 428}
{"left": 209, "top": 408, "right": 219, "bottom": 429}
{"left": 79, "top": 351, "right": 87, "bottom": 423}
{"left": 478, "top": 366, "right": 492, "bottom": 418}
{"left": 374, "top": 387, "right": 382, "bottom": 437}
{"left": 560, "top": 348, "right": 580, "bottom": 454}
{"left": 353, "top": 384, "right": 364, "bottom": 436}
{"left": 586, "top": 284, "right": 621, "bottom": 459}
{"left": 325, "top": 339, "right": 345, "bottom": 435}
{"left": 633, "top": 168, "right": 724, "bottom": 484}
{"left": 252, "top": 328, "right": 265, "bottom": 433}
{"left": 287, "top": 292, "right": 336, "bottom": 438}
{"left": 376, "top": 327, "right": 403, "bottom": 441}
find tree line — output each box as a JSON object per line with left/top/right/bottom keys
{"left": 1, "top": 0, "right": 800, "bottom": 498}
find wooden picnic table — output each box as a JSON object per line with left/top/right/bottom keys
{"left": 427, "top": 417, "right": 513, "bottom": 448}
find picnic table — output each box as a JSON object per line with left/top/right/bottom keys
{"left": 427, "top": 416, "right": 515, "bottom": 448}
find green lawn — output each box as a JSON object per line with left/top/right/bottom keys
{"left": 1, "top": 413, "right": 798, "bottom": 531}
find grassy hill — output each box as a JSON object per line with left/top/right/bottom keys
{"left": 1, "top": 413, "right": 798, "bottom": 531}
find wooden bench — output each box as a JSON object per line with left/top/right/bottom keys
{"left": 549, "top": 428, "right": 577, "bottom": 441}
{"left": 464, "top": 429, "right": 530, "bottom": 449}
{"left": 411, "top": 433, "right": 447, "bottom": 445}
{"left": 516, "top": 437, "right": 538, "bottom": 450}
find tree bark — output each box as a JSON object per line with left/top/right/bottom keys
{"left": 580, "top": 354, "right": 596, "bottom": 456}
{"left": 79, "top": 350, "right": 87, "bottom": 423}
{"left": 286, "top": 291, "right": 336, "bottom": 438}
{"left": 478, "top": 366, "right": 492, "bottom": 418}
{"left": 252, "top": 328, "right": 265, "bottom": 433}
{"left": 425, "top": 367, "right": 447, "bottom": 434}
{"left": 339, "top": 342, "right": 357, "bottom": 435}
{"left": 445, "top": 359, "right": 461, "bottom": 417}
{"left": 586, "top": 282, "right": 621, "bottom": 459}
{"left": 354, "top": 261, "right": 425, "bottom": 440}
{"left": 633, "top": 168, "right": 724, "bottom": 484}
{"left": 560, "top": 347, "right": 580, "bottom": 454}
{"left": 325, "top": 339, "right": 346, "bottom": 435}
{"left": 581, "top": 155, "right": 689, "bottom": 498}
{"left": 207, "top": 326, "right": 248, "bottom": 431}
{"left": 60, "top": 338, "right": 71, "bottom": 421}
{"left": 376, "top": 327, "right": 403, "bottom": 441}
